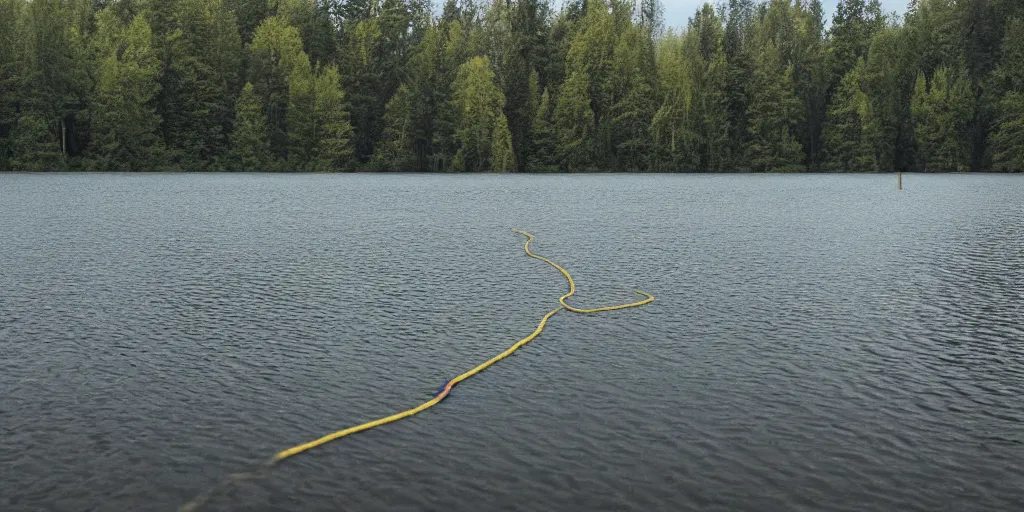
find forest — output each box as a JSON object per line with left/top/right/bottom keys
{"left": 0, "top": 0, "right": 1021, "bottom": 172}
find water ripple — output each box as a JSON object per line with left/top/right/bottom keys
{"left": 1, "top": 174, "right": 1022, "bottom": 511}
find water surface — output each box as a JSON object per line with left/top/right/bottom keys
{"left": 1, "top": 173, "right": 1022, "bottom": 511}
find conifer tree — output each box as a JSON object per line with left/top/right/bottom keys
{"left": 277, "top": 0, "right": 339, "bottom": 66}
{"left": 793, "top": 0, "right": 828, "bottom": 170}
{"left": 745, "top": 43, "right": 804, "bottom": 171}
{"left": 18, "top": 0, "right": 91, "bottom": 166}
{"left": 0, "top": 0, "right": 21, "bottom": 170}
{"left": 229, "top": 82, "right": 271, "bottom": 171}
{"left": 823, "top": 59, "right": 878, "bottom": 171}
{"left": 309, "top": 64, "right": 354, "bottom": 171}
{"left": 553, "top": 71, "right": 594, "bottom": 171}
{"left": 10, "top": 113, "right": 66, "bottom": 171}
{"left": 373, "top": 85, "right": 416, "bottom": 171}
{"left": 491, "top": 112, "right": 516, "bottom": 172}
{"left": 527, "top": 88, "right": 557, "bottom": 172}
{"left": 651, "top": 31, "right": 698, "bottom": 171}
{"left": 610, "top": 26, "right": 656, "bottom": 171}
{"left": 163, "top": 0, "right": 243, "bottom": 170}
{"left": 224, "top": 0, "right": 272, "bottom": 43}
{"left": 863, "top": 26, "right": 917, "bottom": 172}
{"left": 829, "top": 0, "right": 884, "bottom": 83}
{"left": 503, "top": 0, "right": 546, "bottom": 171}
{"left": 451, "top": 56, "right": 508, "bottom": 172}
{"left": 89, "top": 13, "right": 165, "bottom": 171}
{"left": 249, "top": 15, "right": 309, "bottom": 164}
{"left": 990, "top": 17, "right": 1024, "bottom": 171}
{"left": 723, "top": 0, "right": 757, "bottom": 169}
{"left": 0, "top": 0, "right": 1018, "bottom": 173}
{"left": 911, "top": 66, "right": 974, "bottom": 171}
{"left": 991, "top": 93, "right": 1024, "bottom": 171}
{"left": 286, "top": 53, "right": 316, "bottom": 169}
{"left": 701, "top": 50, "right": 731, "bottom": 171}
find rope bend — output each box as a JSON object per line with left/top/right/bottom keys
{"left": 180, "top": 230, "right": 653, "bottom": 511}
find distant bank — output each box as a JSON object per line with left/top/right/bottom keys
{"left": 1, "top": 0, "right": 1022, "bottom": 173}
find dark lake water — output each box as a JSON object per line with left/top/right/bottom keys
{"left": 1, "top": 173, "right": 1022, "bottom": 511}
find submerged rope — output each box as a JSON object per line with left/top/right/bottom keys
{"left": 180, "top": 230, "right": 653, "bottom": 511}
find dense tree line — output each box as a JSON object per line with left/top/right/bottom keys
{"left": 0, "top": 0, "right": 1021, "bottom": 172}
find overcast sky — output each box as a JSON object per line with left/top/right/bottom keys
{"left": 660, "top": 0, "right": 909, "bottom": 30}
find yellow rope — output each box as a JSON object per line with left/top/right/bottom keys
{"left": 180, "top": 230, "right": 653, "bottom": 511}
{"left": 510, "top": 230, "right": 655, "bottom": 313}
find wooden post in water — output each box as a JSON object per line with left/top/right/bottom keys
{"left": 898, "top": 172, "right": 902, "bottom": 190}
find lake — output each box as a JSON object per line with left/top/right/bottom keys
{"left": 1, "top": 173, "right": 1022, "bottom": 511}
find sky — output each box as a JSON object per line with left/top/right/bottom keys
{"left": 660, "top": 0, "right": 909, "bottom": 30}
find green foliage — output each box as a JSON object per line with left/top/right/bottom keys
{"left": 745, "top": 43, "right": 804, "bottom": 171}
{"left": 490, "top": 110, "right": 516, "bottom": 172}
{"left": 373, "top": 84, "right": 416, "bottom": 171}
{"left": 993, "top": 17, "right": 1024, "bottom": 92}
{"left": 308, "top": 64, "right": 354, "bottom": 171}
{"left": 700, "top": 50, "right": 731, "bottom": 171}
{"left": 16, "top": 0, "right": 91, "bottom": 166}
{"left": 224, "top": 0, "right": 272, "bottom": 43}
{"left": 249, "top": 15, "right": 307, "bottom": 162}
{"left": 792, "top": 0, "right": 828, "bottom": 169}
{"left": 527, "top": 88, "right": 558, "bottom": 172}
{"left": 908, "top": 0, "right": 965, "bottom": 80}
{"left": 452, "top": 56, "right": 510, "bottom": 172}
{"left": 0, "top": 0, "right": 22, "bottom": 170}
{"left": 164, "top": 0, "right": 243, "bottom": 170}
{"left": 863, "top": 26, "right": 917, "bottom": 171}
{"left": 10, "top": 113, "right": 66, "bottom": 171}
{"left": 553, "top": 71, "right": 594, "bottom": 171}
{"left": 609, "top": 25, "right": 656, "bottom": 171}
{"left": 829, "top": 0, "right": 885, "bottom": 80}
{"left": 285, "top": 51, "right": 316, "bottom": 168}
{"left": 990, "top": 92, "right": 1024, "bottom": 171}
{"left": 391, "top": 19, "right": 473, "bottom": 172}
{"left": 277, "top": 0, "right": 338, "bottom": 66}
{"left": 651, "top": 31, "right": 698, "bottom": 171}
{"left": 911, "top": 66, "right": 974, "bottom": 171}
{"left": 990, "top": 17, "right": 1024, "bottom": 171}
{"left": 649, "top": 7, "right": 733, "bottom": 173}
{"left": 823, "top": 59, "right": 878, "bottom": 171}
{"left": 339, "top": 0, "right": 423, "bottom": 165}
{"left": 88, "top": 13, "right": 165, "bottom": 171}
{"left": 229, "top": 82, "right": 271, "bottom": 170}
{"left": 502, "top": 0, "right": 548, "bottom": 171}
{"left": 563, "top": 0, "right": 616, "bottom": 163}
{"left": 0, "top": 0, "right": 1019, "bottom": 172}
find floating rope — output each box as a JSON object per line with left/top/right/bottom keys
{"left": 180, "top": 230, "right": 653, "bottom": 511}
